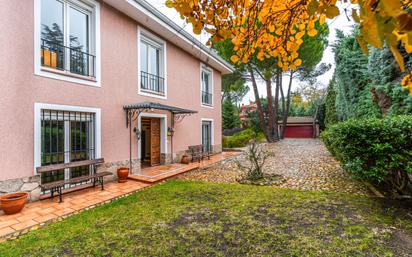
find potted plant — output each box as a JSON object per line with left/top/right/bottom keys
{"left": 0, "top": 192, "right": 29, "bottom": 215}
{"left": 117, "top": 167, "right": 129, "bottom": 183}
{"left": 181, "top": 155, "right": 190, "bottom": 164}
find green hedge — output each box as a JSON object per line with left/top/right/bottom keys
{"left": 321, "top": 116, "right": 412, "bottom": 195}
{"left": 222, "top": 129, "right": 265, "bottom": 148}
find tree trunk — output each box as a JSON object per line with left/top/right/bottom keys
{"left": 279, "top": 79, "right": 286, "bottom": 139}
{"left": 249, "top": 67, "right": 270, "bottom": 142}
{"left": 387, "top": 169, "right": 412, "bottom": 196}
{"left": 265, "top": 78, "right": 275, "bottom": 142}
{"left": 280, "top": 71, "right": 294, "bottom": 139}
{"left": 273, "top": 71, "right": 281, "bottom": 141}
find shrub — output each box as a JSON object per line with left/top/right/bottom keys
{"left": 237, "top": 140, "right": 270, "bottom": 181}
{"left": 321, "top": 116, "right": 412, "bottom": 196}
{"left": 222, "top": 129, "right": 265, "bottom": 148}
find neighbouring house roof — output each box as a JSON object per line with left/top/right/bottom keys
{"left": 123, "top": 101, "right": 197, "bottom": 114}
{"left": 103, "top": 0, "right": 234, "bottom": 74}
{"left": 281, "top": 117, "right": 316, "bottom": 124}
{"left": 240, "top": 102, "right": 257, "bottom": 111}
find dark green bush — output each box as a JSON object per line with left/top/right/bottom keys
{"left": 222, "top": 129, "right": 265, "bottom": 148}
{"left": 321, "top": 116, "right": 412, "bottom": 196}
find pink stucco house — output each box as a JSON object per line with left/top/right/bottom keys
{"left": 0, "top": 0, "right": 233, "bottom": 201}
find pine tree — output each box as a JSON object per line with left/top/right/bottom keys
{"left": 222, "top": 99, "right": 240, "bottom": 130}
{"left": 325, "top": 78, "right": 338, "bottom": 127}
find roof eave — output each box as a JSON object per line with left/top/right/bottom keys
{"left": 103, "top": 0, "right": 234, "bottom": 74}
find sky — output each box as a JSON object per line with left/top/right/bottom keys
{"left": 149, "top": 0, "right": 355, "bottom": 104}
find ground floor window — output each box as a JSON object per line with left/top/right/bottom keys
{"left": 202, "top": 120, "right": 212, "bottom": 153}
{"left": 40, "top": 109, "right": 95, "bottom": 184}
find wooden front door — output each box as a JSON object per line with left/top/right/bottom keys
{"left": 150, "top": 118, "right": 161, "bottom": 166}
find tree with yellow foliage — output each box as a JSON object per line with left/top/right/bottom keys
{"left": 166, "top": 0, "right": 412, "bottom": 94}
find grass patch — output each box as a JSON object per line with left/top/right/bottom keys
{"left": 0, "top": 180, "right": 411, "bottom": 256}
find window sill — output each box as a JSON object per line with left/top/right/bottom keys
{"left": 41, "top": 67, "right": 97, "bottom": 82}
{"left": 201, "top": 103, "right": 214, "bottom": 108}
{"left": 139, "top": 88, "right": 167, "bottom": 99}
{"left": 36, "top": 67, "right": 100, "bottom": 87}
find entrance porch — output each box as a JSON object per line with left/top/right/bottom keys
{"left": 128, "top": 151, "right": 241, "bottom": 183}
{"left": 124, "top": 101, "right": 198, "bottom": 173}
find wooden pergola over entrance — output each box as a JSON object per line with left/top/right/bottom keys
{"left": 123, "top": 102, "right": 197, "bottom": 173}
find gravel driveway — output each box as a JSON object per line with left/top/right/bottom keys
{"left": 178, "top": 139, "right": 371, "bottom": 196}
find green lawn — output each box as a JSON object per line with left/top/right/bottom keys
{"left": 1, "top": 180, "right": 411, "bottom": 256}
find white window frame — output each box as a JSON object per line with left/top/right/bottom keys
{"left": 200, "top": 64, "right": 214, "bottom": 108}
{"left": 200, "top": 118, "right": 214, "bottom": 147}
{"left": 34, "top": 103, "right": 102, "bottom": 174}
{"left": 137, "top": 26, "right": 167, "bottom": 99}
{"left": 34, "top": 0, "right": 101, "bottom": 87}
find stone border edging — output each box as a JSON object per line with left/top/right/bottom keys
{"left": 222, "top": 148, "right": 245, "bottom": 152}
{"left": 0, "top": 183, "right": 156, "bottom": 243}
{"left": 196, "top": 154, "right": 243, "bottom": 171}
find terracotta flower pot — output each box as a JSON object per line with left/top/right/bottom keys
{"left": 181, "top": 155, "right": 190, "bottom": 164}
{"left": 117, "top": 167, "right": 129, "bottom": 183}
{"left": 0, "top": 192, "right": 29, "bottom": 215}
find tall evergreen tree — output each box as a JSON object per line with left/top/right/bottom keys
{"left": 222, "top": 99, "right": 240, "bottom": 130}
{"left": 325, "top": 78, "right": 338, "bottom": 127}
{"left": 332, "top": 30, "right": 412, "bottom": 121}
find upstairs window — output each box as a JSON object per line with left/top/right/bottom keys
{"left": 201, "top": 66, "right": 213, "bottom": 106}
{"left": 139, "top": 32, "right": 166, "bottom": 96}
{"left": 40, "top": 0, "right": 96, "bottom": 78}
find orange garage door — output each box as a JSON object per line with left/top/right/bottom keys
{"left": 284, "top": 125, "right": 314, "bottom": 138}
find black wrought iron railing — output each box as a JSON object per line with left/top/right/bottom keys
{"left": 140, "top": 71, "right": 165, "bottom": 94}
{"left": 41, "top": 39, "right": 96, "bottom": 78}
{"left": 202, "top": 91, "right": 213, "bottom": 105}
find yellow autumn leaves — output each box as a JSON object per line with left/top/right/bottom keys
{"left": 402, "top": 73, "right": 412, "bottom": 94}
{"left": 167, "top": 0, "right": 331, "bottom": 72}
{"left": 352, "top": 0, "right": 412, "bottom": 93}
{"left": 167, "top": 0, "right": 412, "bottom": 93}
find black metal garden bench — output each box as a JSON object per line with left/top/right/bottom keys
{"left": 36, "top": 158, "right": 111, "bottom": 203}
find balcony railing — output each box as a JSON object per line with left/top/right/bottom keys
{"left": 201, "top": 91, "right": 213, "bottom": 105}
{"left": 41, "top": 39, "right": 96, "bottom": 78}
{"left": 140, "top": 71, "right": 165, "bottom": 94}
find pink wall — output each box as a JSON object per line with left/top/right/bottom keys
{"left": 0, "top": 2, "right": 222, "bottom": 181}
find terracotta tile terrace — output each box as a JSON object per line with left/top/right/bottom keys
{"left": 0, "top": 151, "right": 241, "bottom": 240}
{"left": 129, "top": 151, "right": 240, "bottom": 183}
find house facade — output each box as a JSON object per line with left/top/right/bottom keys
{"left": 239, "top": 102, "right": 257, "bottom": 128}
{"left": 0, "top": 0, "right": 233, "bottom": 201}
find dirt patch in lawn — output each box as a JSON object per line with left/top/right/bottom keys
{"left": 163, "top": 193, "right": 412, "bottom": 256}
{"left": 170, "top": 208, "right": 224, "bottom": 227}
